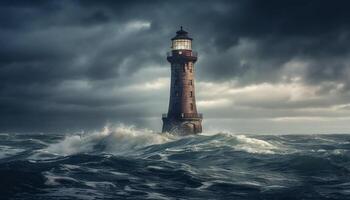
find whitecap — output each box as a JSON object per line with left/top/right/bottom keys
{"left": 197, "top": 133, "right": 281, "bottom": 154}
{"left": 84, "top": 181, "right": 116, "bottom": 188}
{"left": 145, "top": 192, "right": 170, "bottom": 200}
{"left": 233, "top": 135, "right": 278, "bottom": 154}
{"left": 331, "top": 149, "right": 347, "bottom": 155}
{"left": 43, "top": 171, "right": 79, "bottom": 186}
{"left": 61, "top": 164, "right": 81, "bottom": 170}
{"left": 37, "top": 124, "right": 176, "bottom": 157}
{"left": 197, "top": 181, "right": 214, "bottom": 190}
{"left": 147, "top": 165, "right": 164, "bottom": 170}
{"left": 0, "top": 145, "right": 25, "bottom": 159}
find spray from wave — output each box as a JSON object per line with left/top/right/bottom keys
{"left": 40, "top": 124, "right": 176, "bottom": 157}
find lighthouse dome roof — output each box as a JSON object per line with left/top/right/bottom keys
{"left": 172, "top": 26, "right": 193, "bottom": 40}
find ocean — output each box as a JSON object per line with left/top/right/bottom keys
{"left": 0, "top": 125, "right": 349, "bottom": 200}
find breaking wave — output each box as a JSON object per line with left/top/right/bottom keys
{"left": 33, "top": 125, "right": 284, "bottom": 159}
{"left": 68, "top": 127, "right": 283, "bottom": 154}
{"left": 40, "top": 125, "right": 175, "bottom": 157}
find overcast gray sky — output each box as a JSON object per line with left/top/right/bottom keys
{"left": 1, "top": 0, "right": 350, "bottom": 134}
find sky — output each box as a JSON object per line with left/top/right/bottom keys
{"left": 1, "top": 0, "right": 350, "bottom": 134}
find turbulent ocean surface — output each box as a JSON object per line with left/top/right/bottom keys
{"left": 1, "top": 126, "right": 350, "bottom": 200}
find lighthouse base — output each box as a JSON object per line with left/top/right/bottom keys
{"left": 162, "top": 117, "right": 202, "bottom": 135}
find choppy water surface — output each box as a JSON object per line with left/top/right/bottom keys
{"left": 1, "top": 126, "right": 350, "bottom": 200}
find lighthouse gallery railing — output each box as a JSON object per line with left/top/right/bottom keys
{"left": 167, "top": 51, "right": 198, "bottom": 57}
{"left": 162, "top": 113, "right": 203, "bottom": 119}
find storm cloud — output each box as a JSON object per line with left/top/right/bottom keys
{"left": 1, "top": 0, "right": 350, "bottom": 134}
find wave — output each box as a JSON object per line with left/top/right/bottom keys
{"left": 37, "top": 125, "right": 176, "bottom": 158}
{"left": 220, "top": 133, "right": 281, "bottom": 154}
{"left": 29, "top": 125, "right": 288, "bottom": 161}
{"left": 0, "top": 145, "right": 25, "bottom": 159}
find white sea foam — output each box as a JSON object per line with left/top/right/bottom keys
{"left": 145, "top": 192, "right": 170, "bottom": 200}
{"left": 196, "top": 133, "right": 280, "bottom": 154}
{"left": 43, "top": 171, "right": 79, "bottom": 186}
{"left": 62, "top": 164, "right": 81, "bottom": 170}
{"left": 331, "top": 149, "right": 347, "bottom": 155}
{"left": 84, "top": 181, "right": 116, "bottom": 188}
{"left": 41, "top": 124, "right": 175, "bottom": 157}
{"left": 0, "top": 145, "right": 25, "bottom": 159}
{"left": 233, "top": 135, "right": 278, "bottom": 154}
{"left": 164, "top": 132, "right": 282, "bottom": 155}
{"left": 197, "top": 181, "right": 214, "bottom": 190}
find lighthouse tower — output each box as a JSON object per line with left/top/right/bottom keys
{"left": 162, "top": 27, "right": 203, "bottom": 135}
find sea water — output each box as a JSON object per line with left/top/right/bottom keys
{"left": 0, "top": 125, "right": 349, "bottom": 199}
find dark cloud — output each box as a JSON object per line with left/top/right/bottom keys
{"left": 1, "top": 0, "right": 350, "bottom": 133}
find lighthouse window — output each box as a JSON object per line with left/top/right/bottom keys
{"left": 190, "top": 103, "right": 194, "bottom": 111}
{"left": 190, "top": 91, "right": 193, "bottom": 97}
{"left": 172, "top": 39, "right": 191, "bottom": 50}
{"left": 189, "top": 80, "right": 192, "bottom": 85}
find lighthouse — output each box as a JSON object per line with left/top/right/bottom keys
{"left": 162, "top": 27, "right": 203, "bottom": 135}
